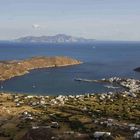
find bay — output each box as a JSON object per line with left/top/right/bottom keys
{"left": 0, "top": 41, "right": 140, "bottom": 95}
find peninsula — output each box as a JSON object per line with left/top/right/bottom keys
{"left": 0, "top": 56, "right": 82, "bottom": 81}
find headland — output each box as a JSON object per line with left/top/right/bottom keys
{"left": 0, "top": 56, "right": 82, "bottom": 81}
{"left": 134, "top": 67, "right": 140, "bottom": 72}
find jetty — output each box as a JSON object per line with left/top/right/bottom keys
{"left": 74, "top": 78, "right": 107, "bottom": 83}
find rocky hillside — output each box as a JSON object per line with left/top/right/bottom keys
{"left": 0, "top": 56, "right": 82, "bottom": 81}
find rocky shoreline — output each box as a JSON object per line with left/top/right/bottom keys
{"left": 0, "top": 77, "right": 140, "bottom": 140}
{"left": 0, "top": 56, "right": 82, "bottom": 81}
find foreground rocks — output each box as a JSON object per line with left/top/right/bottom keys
{"left": 0, "top": 56, "right": 82, "bottom": 81}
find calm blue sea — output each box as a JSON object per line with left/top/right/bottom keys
{"left": 0, "top": 41, "right": 140, "bottom": 95}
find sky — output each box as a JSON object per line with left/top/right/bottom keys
{"left": 0, "top": 0, "right": 140, "bottom": 41}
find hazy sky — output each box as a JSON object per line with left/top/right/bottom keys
{"left": 0, "top": 0, "right": 140, "bottom": 40}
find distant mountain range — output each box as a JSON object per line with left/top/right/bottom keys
{"left": 15, "top": 34, "right": 95, "bottom": 43}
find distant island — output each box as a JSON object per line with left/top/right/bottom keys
{"left": 15, "top": 34, "right": 95, "bottom": 43}
{"left": 0, "top": 56, "right": 82, "bottom": 81}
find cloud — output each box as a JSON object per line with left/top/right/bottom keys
{"left": 32, "top": 24, "right": 40, "bottom": 29}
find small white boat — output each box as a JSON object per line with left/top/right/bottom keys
{"left": 32, "top": 84, "right": 36, "bottom": 88}
{"left": 1, "top": 85, "right": 3, "bottom": 89}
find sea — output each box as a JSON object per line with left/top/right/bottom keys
{"left": 0, "top": 41, "right": 140, "bottom": 95}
